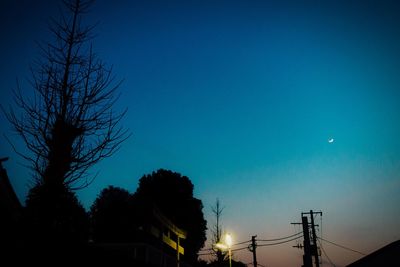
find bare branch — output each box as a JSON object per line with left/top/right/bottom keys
{"left": 4, "top": 0, "right": 130, "bottom": 190}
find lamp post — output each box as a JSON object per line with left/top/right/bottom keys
{"left": 214, "top": 233, "right": 233, "bottom": 267}
{"left": 225, "top": 233, "right": 232, "bottom": 267}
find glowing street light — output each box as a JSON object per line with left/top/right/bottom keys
{"left": 213, "top": 233, "right": 233, "bottom": 267}
{"left": 225, "top": 233, "right": 232, "bottom": 267}
{"left": 225, "top": 233, "right": 232, "bottom": 248}
{"left": 214, "top": 242, "right": 228, "bottom": 250}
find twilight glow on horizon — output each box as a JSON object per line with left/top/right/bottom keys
{"left": 1, "top": 1, "right": 399, "bottom": 267}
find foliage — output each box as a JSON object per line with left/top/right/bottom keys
{"left": 135, "top": 169, "right": 207, "bottom": 264}
{"left": 24, "top": 182, "right": 89, "bottom": 245}
{"left": 90, "top": 185, "right": 136, "bottom": 242}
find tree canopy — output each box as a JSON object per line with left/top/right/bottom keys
{"left": 90, "top": 169, "right": 207, "bottom": 265}
{"left": 24, "top": 182, "right": 89, "bottom": 246}
{"left": 135, "top": 169, "right": 207, "bottom": 264}
{"left": 90, "top": 186, "right": 136, "bottom": 242}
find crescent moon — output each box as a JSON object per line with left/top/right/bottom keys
{"left": 328, "top": 138, "right": 334, "bottom": 143}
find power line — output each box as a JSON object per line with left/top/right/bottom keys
{"left": 198, "top": 239, "right": 251, "bottom": 252}
{"left": 200, "top": 234, "right": 304, "bottom": 252}
{"left": 318, "top": 237, "right": 336, "bottom": 267}
{"left": 233, "top": 239, "right": 251, "bottom": 246}
{"left": 200, "top": 232, "right": 302, "bottom": 252}
{"left": 198, "top": 232, "right": 304, "bottom": 259}
{"left": 258, "top": 235, "right": 303, "bottom": 247}
{"left": 232, "top": 246, "right": 250, "bottom": 252}
{"left": 198, "top": 245, "right": 249, "bottom": 256}
{"left": 198, "top": 245, "right": 249, "bottom": 255}
{"left": 319, "top": 237, "right": 366, "bottom": 256}
{"left": 257, "top": 232, "right": 303, "bottom": 242}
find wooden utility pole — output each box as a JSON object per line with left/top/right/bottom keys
{"left": 309, "top": 210, "right": 320, "bottom": 267}
{"left": 302, "top": 216, "right": 312, "bottom": 267}
{"left": 301, "top": 210, "right": 322, "bottom": 267}
{"left": 251, "top": 235, "right": 258, "bottom": 267}
{"left": 293, "top": 210, "right": 322, "bottom": 267}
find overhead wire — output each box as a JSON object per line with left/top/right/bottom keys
{"left": 199, "top": 235, "right": 302, "bottom": 255}
{"left": 198, "top": 232, "right": 304, "bottom": 259}
{"left": 199, "top": 239, "right": 251, "bottom": 252}
{"left": 197, "top": 245, "right": 249, "bottom": 256}
{"left": 318, "top": 238, "right": 336, "bottom": 267}
{"left": 233, "top": 239, "right": 251, "bottom": 246}
{"left": 257, "top": 235, "right": 303, "bottom": 247}
{"left": 200, "top": 232, "right": 303, "bottom": 254}
{"left": 231, "top": 246, "right": 250, "bottom": 252}
{"left": 319, "top": 237, "right": 366, "bottom": 256}
{"left": 257, "top": 231, "right": 303, "bottom": 242}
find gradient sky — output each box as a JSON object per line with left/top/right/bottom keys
{"left": 1, "top": 1, "right": 400, "bottom": 266}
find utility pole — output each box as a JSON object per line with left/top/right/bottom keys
{"left": 302, "top": 216, "right": 312, "bottom": 267}
{"left": 251, "top": 235, "right": 258, "bottom": 267}
{"left": 292, "top": 210, "right": 322, "bottom": 267}
{"left": 302, "top": 210, "right": 322, "bottom": 267}
{"left": 309, "top": 210, "right": 320, "bottom": 267}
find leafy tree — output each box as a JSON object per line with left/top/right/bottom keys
{"left": 3, "top": 0, "right": 129, "bottom": 190}
{"left": 24, "top": 182, "right": 89, "bottom": 247}
{"left": 90, "top": 186, "right": 136, "bottom": 242}
{"left": 135, "top": 169, "right": 207, "bottom": 264}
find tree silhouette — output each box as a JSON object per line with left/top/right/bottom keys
{"left": 90, "top": 186, "right": 136, "bottom": 242}
{"left": 1, "top": 1, "right": 130, "bottom": 261}
{"left": 20, "top": 182, "right": 89, "bottom": 266}
{"left": 135, "top": 169, "right": 207, "bottom": 265}
{"left": 24, "top": 182, "right": 89, "bottom": 245}
{"left": 3, "top": 0, "right": 129, "bottom": 190}
{"left": 211, "top": 198, "right": 226, "bottom": 263}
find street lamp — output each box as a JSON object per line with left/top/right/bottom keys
{"left": 225, "top": 233, "right": 232, "bottom": 267}
{"left": 214, "top": 233, "right": 233, "bottom": 267}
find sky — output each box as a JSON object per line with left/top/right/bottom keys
{"left": 1, "top": 0, "right": 400, "bottom": 266}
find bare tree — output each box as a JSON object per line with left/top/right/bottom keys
{"left": 4, "top": 0, "right": 129, "bottom": 189}
{"left": 211, "top": 198, "right": 226, "bottom": 263}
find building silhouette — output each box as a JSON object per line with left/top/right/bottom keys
{"left": 89, "top": 206, "right": 190, "bottom": 267}
{"left": 347, "top": 240, "right": 400, "bottom": 267}
{"left": 0, "top": 157, "right": 23, "bottom": 262}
